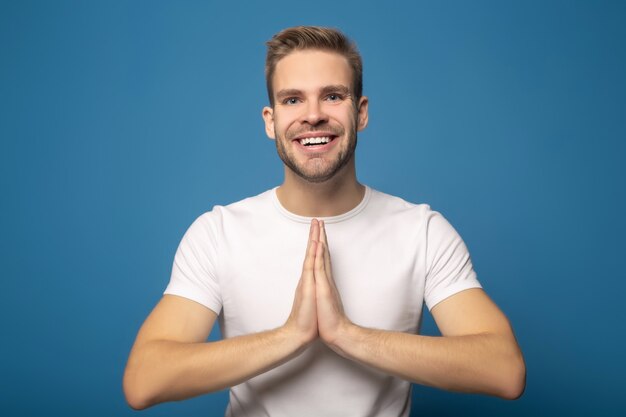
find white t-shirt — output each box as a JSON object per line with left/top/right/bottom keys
{"left": 164, "top": 186, "right": 481, "bottom": 417}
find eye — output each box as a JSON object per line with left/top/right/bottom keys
{"left": 283, "top": 97, "right": 301, "bottom": 105}
{"left": 325, "top": 93, "right": 343, "bottom": 102}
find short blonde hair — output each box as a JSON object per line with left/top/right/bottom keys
{"left": 265, "top": 26, "right": 363, "bottom": 106}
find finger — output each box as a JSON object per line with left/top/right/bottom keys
{"left": 305, "top": 220, "right": 320, "bottom": 276}
{"left": 313, "top": 218, "right": 321, "bottom": 242}
{"left": 306, "top": 219, "right": 317, "bottom": 252}
{"left": 296, "top": 240, "right": 316, "bottom": 298}
{"left": 303, "top": 239, "right": 317, "bottom": 278}
{"left": 314, "top": 239, "right": 323, "bottom": 274}
{"left": 315, "top": 240, "right": 330, "bottom": 288}
{"left": 324, "top": 244, "right": 332, "bottom": 281}
{"left": 319, "top": 220, "right": 328, "bottom": 248}
{"left": 310, "top": 218, "right": 318, "bottom": 239}
{"left": 319, "top": 221, "right": 332, "bottom": 273}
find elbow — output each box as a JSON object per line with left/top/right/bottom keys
{"left": 125, "top": 394, "right": 150, "bottom": 411}
{"left": 124, "top": 386, "right": 146, "bottom": 410}
{"left": 123, "top": 365, "right": 156, "bottom": 410}
{"left": 498, "top": 351, "right": 526, "bottom": 400}
{"left": 501, "top": 375, "right": 526, "bottom": 401}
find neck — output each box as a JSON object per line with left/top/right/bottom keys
{"left": 276, "top": 159, "right": 365, "bottom": 217}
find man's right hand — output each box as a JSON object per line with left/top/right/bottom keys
{"left": 284, "top": 219, "right": 319, "bottom": 346}
{"left": 124, "top": 221, "right": 326, "bottom": 410}
{"left": 123, "top": 219, "right": 323, "bottom": 409}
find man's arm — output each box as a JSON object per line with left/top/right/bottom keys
{"left": 123, "top": 225, "right": 319, "bottom": 410}
{"left": 329, "top": 289, "right": 525, "bottom": 399}
{"left": 314, "top": 221, "right": 526, "bottom": 400}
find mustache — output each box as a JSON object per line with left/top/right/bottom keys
{"left": 285, "top": 124, "right": 345, "bottom": 140}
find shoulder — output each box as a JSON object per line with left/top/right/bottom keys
{"left": 173, "top": 188, "right": 277, "bottom": 263}
{"left": 366, "top": 187, "right": 438, "bottom": 225}
{"left": 181, "top": 188, "right": 278, "bottom": 245}
{"left": 364, "top": 187, "right": 465, "bottom": 244}
{"left": 193, "top": 188, "right": 276, "bottom": 225}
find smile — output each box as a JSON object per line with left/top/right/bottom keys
{"left": 298, "top": 136, "right": 333, "bottom": 146}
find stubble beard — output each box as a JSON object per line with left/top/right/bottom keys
{"left": 274, "top": 123, "right": 358, "bottom": 184}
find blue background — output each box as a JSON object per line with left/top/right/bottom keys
{"left": 2, "top": 1, "right": 624, "bottom": 416}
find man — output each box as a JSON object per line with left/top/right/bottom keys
{"left": 123, "top": 26, "right": 525, "bottom": 416}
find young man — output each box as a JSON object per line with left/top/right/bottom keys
{"left": 123, "top": 26, "right": 526, "bottom": 416}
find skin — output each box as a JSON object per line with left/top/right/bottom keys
{"left": 262, "top": 50, "right": 369, "bottom": 217}
{"left": 123, "top": 48, "right": 526, "bottom": 410}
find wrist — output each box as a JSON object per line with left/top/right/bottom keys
{"left": 325, "top": 319, "right": 359, "bottom": 358}
{"left": 279, "top": 322, "right": 316, "bottom": 354}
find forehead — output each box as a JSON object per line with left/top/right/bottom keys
{"left": 272, "top": 50, "right": 353, "bottom": 92}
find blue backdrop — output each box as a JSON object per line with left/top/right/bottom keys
{"left": 2, "top": 1, "right": 624, "bottom": 416}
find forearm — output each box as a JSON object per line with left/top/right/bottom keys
{"left": 332, "top": 324, "right": 526, "bottom": 400}
{"left": 123, "top": 326, "right": 306, "bottom": 409}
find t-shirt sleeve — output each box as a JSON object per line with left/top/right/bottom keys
{"left": 164, "top": 210, "right": 222, "bottom": 315}
{"left": 424, "top": 210, "right": 482, "bottom": 311}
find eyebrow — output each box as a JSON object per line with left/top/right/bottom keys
{"left": 275, "top": 85, "right": 352, "bottom": 101}
{"left": 275, "top": 89, "right": 302, "bottom": 101}
{"left": 320, "top": 85, "right": 352, "bottom": 97}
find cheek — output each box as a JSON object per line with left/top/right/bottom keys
{"left": 273, "top": 111, "right": 295, "bottom": 132}
{"left": 328, "top": 106, "right": 358, "bottom": 125}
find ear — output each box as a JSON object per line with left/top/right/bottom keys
{"left": 356, "top": 96, "right": 369, "bottom": 131}
{"left": 262, "top": 106, "right": 276, "bottom": 140}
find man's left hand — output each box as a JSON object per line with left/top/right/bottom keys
{"left": 313, "top": 220, "right": 352, "bottom": 353}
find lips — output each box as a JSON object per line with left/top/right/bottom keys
{"left": 291, "top": 134, "right": 338, "bottom": 152}
{"left": 297, "top": 136, "right": 333, "bottom": 146}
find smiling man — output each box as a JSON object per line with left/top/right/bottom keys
{"left": 266, "top": 49, "right": 363, "bottom": 186}
{"left": 123, "top": 26, "right": 526, "bottom": 416}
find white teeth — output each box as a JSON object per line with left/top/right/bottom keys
{"left": 299, "top": 136, "right": 331, "bottom": 146}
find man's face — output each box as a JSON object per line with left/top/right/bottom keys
{"left": 262, "top": 50, "right": 369, "bottom": 183}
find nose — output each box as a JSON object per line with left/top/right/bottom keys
{"left": 301, "top": 99, "right": 328, "bottom": 126}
